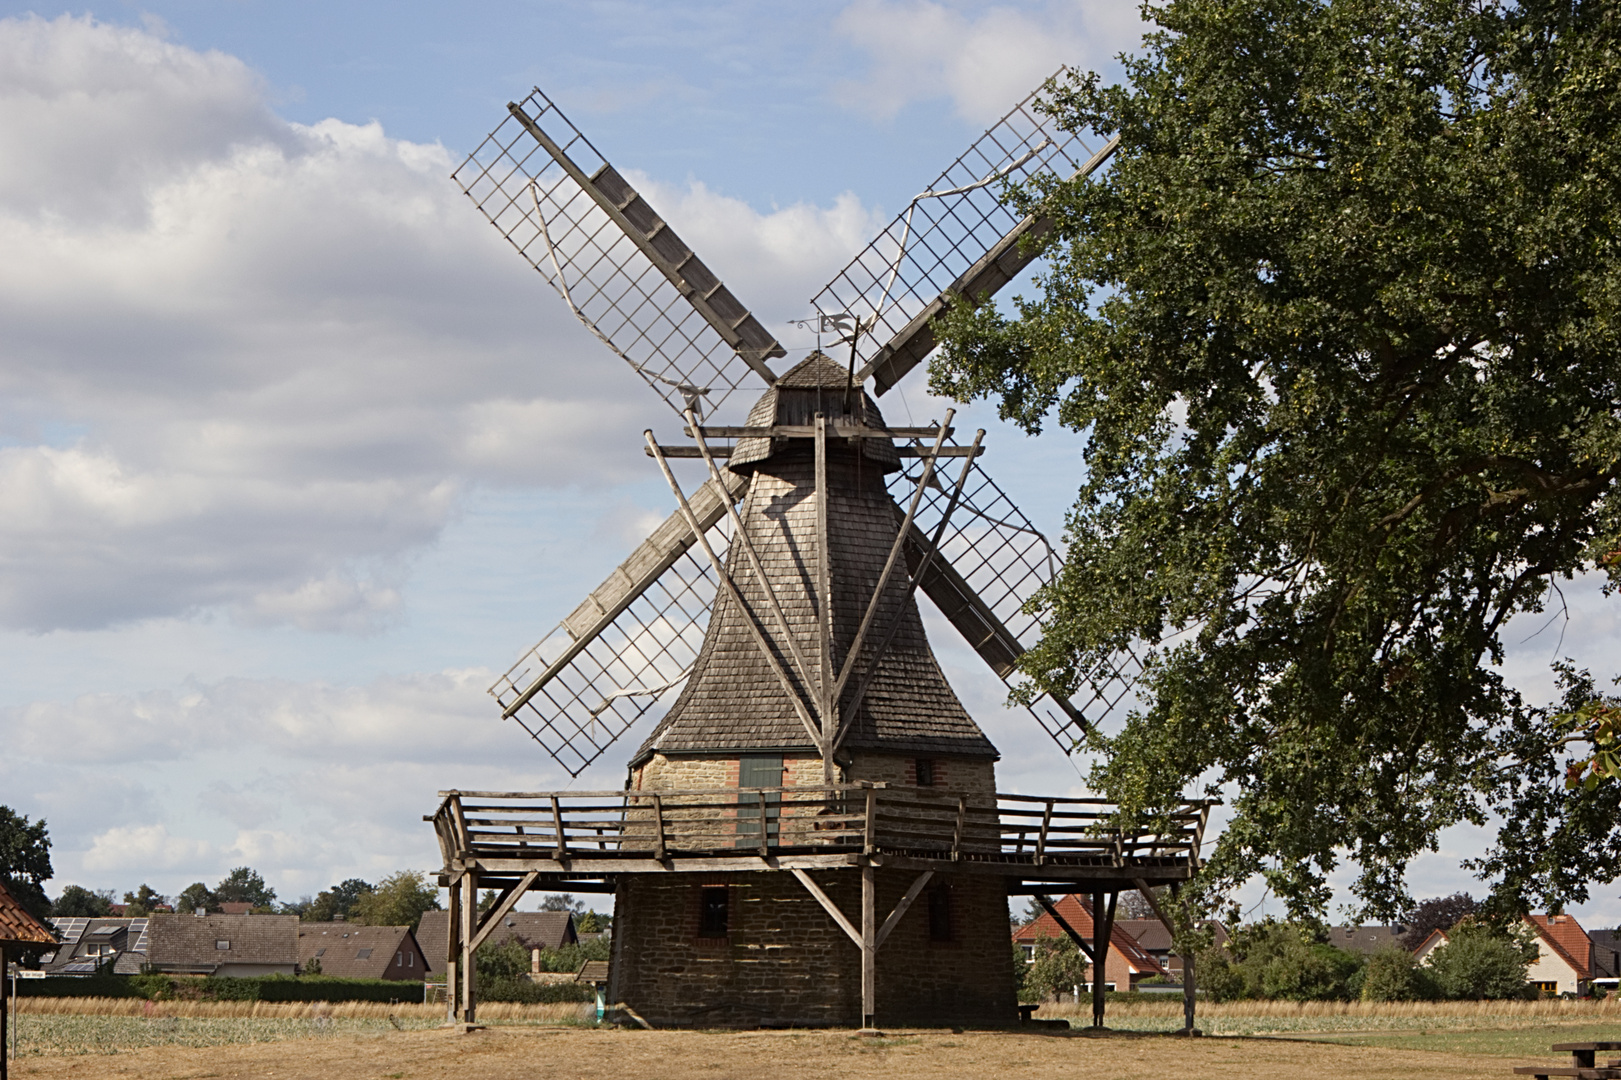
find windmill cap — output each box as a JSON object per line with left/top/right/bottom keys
{"left": 728, "top": 353, "right": 902, "bottom": 474}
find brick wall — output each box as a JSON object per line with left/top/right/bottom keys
{"left": 610, "top": 869, "right": 1016, "bottom": 1028}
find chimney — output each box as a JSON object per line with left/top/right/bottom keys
{"left": 333, "top": 914, "right": 346, "bottom": 922}
{"left": 532, "top": 948, "right": 541, "bottom": 975}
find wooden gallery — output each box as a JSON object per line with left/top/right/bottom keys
{"left": 429, "top": 359, "right": 1209, "bottom": 1030}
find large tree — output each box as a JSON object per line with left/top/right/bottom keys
{"left": 932, "top": 0, "right": 1621, "bottom": 917}
{"left": 0, "top": 806, "right": 52, "bottom": 921}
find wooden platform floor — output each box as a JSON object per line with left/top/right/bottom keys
{"left": 14, "top": 1024, "right": 1517, "bottom": 1080}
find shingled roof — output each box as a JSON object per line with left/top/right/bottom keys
{"left": 633, "top": 354, "right": 997, "bottom": 765}
{"left": 415, "top": 909, "right": 576, "bottom": 972}
{"left": 0, "top": 878, "right": 55, "bottom": 946}
{"left": 147, "top": 913, "right": 297, "bottom": 971}
{"left": 297, "top": 923, "right": 422, "bottom": 979}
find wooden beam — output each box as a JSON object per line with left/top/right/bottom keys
{"left": 790, "top": 868, "right": 861, "bottom": 948}
{"left": 444, "top": 873, "right": 460, "bottom": 1022}
{"left": 857, "top": 135, "right": 1120, "bottom": 396}
{"left": 647, "top": 445, "right": 982, "bottom": 459}
{"left": 875, "top": 871, "right": 934, "bottom": 948}
{"left": 832, "top": 410, "right": 954, "bottom": 708}
{"left": 468, "top": 870, "right": 540, "bottom": 953}
{"left": 507, "top": 102, "right": 784, "bottom": 381}
{"left": 1032, "top": 893, "right": 1095, "bottom": 963}
{"left": 1092, "top": 891, "right": 1117, "bottom": 1029}
{"left": 459, "top": 872, "right": 477, "bottom": 1023}
{"left": 683, "top": 424, "right": 950, "bottom": 439}
{"left": 861, "top": 864, "right": 877, "bottom": 1029}
{"left": 501, "top": 469, "right": 747, "bottom": 719}
{"left": 833, "top": 431, "right": 984, "bottom": 752}
{"left": 646, "top": 433, "right": 824, "bottom": 753}
{"left": 815, "top": 413, "right": 834, "bottom": 781}
{"left": 686, "top": 408, "right": 820, "bottom": 705}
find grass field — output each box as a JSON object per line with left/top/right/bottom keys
{"left": 3, "top": 996, "right": 1616, "bottom": 1079}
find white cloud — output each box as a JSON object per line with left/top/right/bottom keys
{"left": 82, "top": 824, "right": 212, "bottom": 873}
{"left": 832, "top": 0, "right": 1147, "bottom": 124}
{"left": 0, "top": 14, "right": 883, "bottom": 633}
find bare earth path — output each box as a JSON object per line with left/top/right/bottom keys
{"left": 12, "top": 1026, "right": 1516, "bottom": 1080}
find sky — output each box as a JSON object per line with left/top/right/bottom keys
{"left": 0, "top": 0, "right": 1615, "bottom": 927}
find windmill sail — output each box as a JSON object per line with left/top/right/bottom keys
{"left": 489, "top": 472, "right": 746, "bottom": 778}
{"left": 809, "top": 69, "right": 1114, "bottom": 396}
{"left": 453, "top": 88, "right": 785, "bottom": 420}
{"left": 884, "top": 441, "right": 1142, "bottom": 752}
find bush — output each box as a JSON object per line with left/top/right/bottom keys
{"left": 10, "top": 975, "right": 143, "bottom": 998}
{"left": 471, "top": 937, "right": 605, "bottom": 1003}
{"left": 1426, "top": 919, "right": 1539, "bottom": 1000}
{"left": 1023, "top": 933, "right": 1089, "bottom": 1002}
{"left": 1360, "top": 945, "right": 1437, "bottom": 1002}
{"left": 18, "top": 973, "right": 423, "bottom": 1003}
{"left": 1198, "top": 920, "right": 1363, "bottom": 1002}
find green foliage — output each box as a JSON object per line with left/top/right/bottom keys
{"left": 1198, "top": 920, "right": 1362, "bottom": 1002}
{"left": 176, "top": 882, "right": 214, "bottom": 914}
{"left": 575, "top": 910, "right": 610, "bottom": 933}
{"left": 0, "top": 805, "right": 53, "bottom": 921}
{"left": 1361, "top": 945, "right": 1438, "bottom": 1002}
{"left": 931, "top": 0, "right": 1621, "bottom": 918}
{"left": 471, "top": 937, "right": 603, "bottom": 1003}
{"left": 538, "top": 892, "right": 585, "bottom": 913}
{"left": 52, "top": 884, "right": 115, "bottom": 917}
{"left": 1023, "top": 932, "right": 1090, "bottom": 1001}
{"left": 296, "top": 878, "right": 373, "bottom": 922}
{"left": 10, "top": 974, "right": 145, "bottom": 999}
{"left": 21, "top": 973, "right": 424, "bottom": 1003}
{"left": 214, "top": 866, "right": 276, "bottom": 908}
{"left": 1426, "top": 919, "right": 1539, "bottom": 999}
{"left": 122, "top": 884, "right": 167, "bottom": 916}
{"left": 353, "top": 869, "right": 439, "bottom": 930}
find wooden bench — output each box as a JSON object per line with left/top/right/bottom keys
{"left": 1513, "top": 1041, "right": 1621, "bottom": 1079}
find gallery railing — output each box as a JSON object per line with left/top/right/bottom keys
{"left": 430, "top": 785, "right": 1209, "bottom": 872}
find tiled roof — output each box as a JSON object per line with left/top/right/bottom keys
{"left": 297, "top": 923, "right": 419, "bottom": 979}
{"left": 1114, "top": 918, "right": 1228, "bottom": 953}
{"left": 0, "top": 878, "right": 55, "bottom": 945}
{"left": 1329, "top": 925, "right": 1407, "bottom": 955}
{"left": 416, "top": 910, "right": 575, "bottom": 970}
{"left": 632, "top": 356, "right": 998, "bottom": 764}
{"left": 1529, "top": 914, "right": 1592, "bottom": 980}
{"left": 148, "top": 913, "right": 297, "bottom": 969}
{"left": 1012, "top": 895, "right": 1167, "bottom": 975}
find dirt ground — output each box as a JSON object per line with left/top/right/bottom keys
{"left": 10, "top": 1024, "right": 1523, "bottom": 1080}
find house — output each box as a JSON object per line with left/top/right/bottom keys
{"left": 416, "top": 909, "right": 575, "bottom": 974}
{"left": 1413, "top": 914, "right": 1598, "bottom": 996}
{"left": 297, "top": 923, "right": 427, "bottom": 980}
{"left": 1012, "top": 896, "right": 1169, "bottom": 990}
{"left": 1526, "top": 914, "right": 1594, "bottom": 996}
{"left": 146, "top": 913, "right": 297, "bottom": 977}
{"left": 218, "top": 902, "right": 256, "bottom": 915}
{"left": 1114, "top": 918, "right": 1229, "bottom": 978}
{"left": 43, "top": 917, "right": 152, "bottom": 975}
{"left": 1328, "top": 925, "right": 1409, "bottom": 955}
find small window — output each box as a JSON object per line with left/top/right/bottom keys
{"left": 915, "top": 759, "right": 935, "bottom": 786}
{"left": 356, "top": 948, "right": 372, "bottom": 959}
{"left": 396, "top": 951, "right": 403, "bottom": 966}
{"left": 215, "top": 940, "right": 230, "bottom": 951}
{"left": 1535, "top": 980, "right": 1558, "bottom": 993}
{"left": 928, "top": 885, "right": 952, "bottom": 941}
{"left": 314, "top": 948, "right": 326, "bottom": 957}
{"left": 405, "top": 951, "right": 413, "bottom": 967}
{"left": 698, "top": 887, "right": 729, "bottom": 937}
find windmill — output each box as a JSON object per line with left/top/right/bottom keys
{"left": 431, "top": 74, "right": 1206, "bottom": 1033}
{"left": 456, "top": 76, "right": 1136, "bottom": 784}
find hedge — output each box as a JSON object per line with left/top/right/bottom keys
{"left": 12, "top": 973, "right": 427, "bottom": 1003}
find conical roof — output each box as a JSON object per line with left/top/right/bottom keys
{"left": 631, "top": 354, "right": 997, "bottom": 765}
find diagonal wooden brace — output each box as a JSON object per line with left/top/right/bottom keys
{"left": 1033, "top": 893, "right": 1096, "bottom": 963}
{"left": 468, "top": 870, "right": 539, "bottom": 953}
{"left": 876, "top": 871, "right": 934, "bottom": 947}
{"left": 791, "top": 868, "right": 861, "bottom": 947}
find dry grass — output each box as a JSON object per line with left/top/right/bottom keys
{"left": 1025, "top": 996, "right": 1621, "bottom": 1036}
{"left": 10, "top": 996, "right": 588, "bottom": 1021}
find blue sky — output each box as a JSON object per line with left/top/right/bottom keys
{"left": 0, "top": 1, "right": 1614, "bottom": 927}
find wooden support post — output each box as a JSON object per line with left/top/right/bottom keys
{"left": 1035, "top": 800, "right": 1053, "bottom": 865}
{"left": 550, "top": 795, "right": 568, "bottom": 861}
{"left": 444, "top": 877, "right": 460, "bottom": 1022}
{"left": 1091, "top": 890, "right": 1114, "bottom": 1029}
{"left": 863, "top": 786, "right": 877, "bottom": 854}
{"left": 951, "top": 796, "right": 966, "bottom": 861}
{"left": 651, "top": 794, "right": 667, "bottom": 864}
{"left": 460, "top": 872, "right": 477, "bottom": 1023}
{"left": 876, "top": 871, "right": 933, "bottom": 947}
{"left": 861, "top": 864, "right": 877, "bottom": 1029}
{"left": 815, "top": 413, "right": 834, "bottom": 782}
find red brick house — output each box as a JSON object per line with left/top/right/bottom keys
{"left": 1013, "top": 895, "right": 1168, "bottom": 990}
